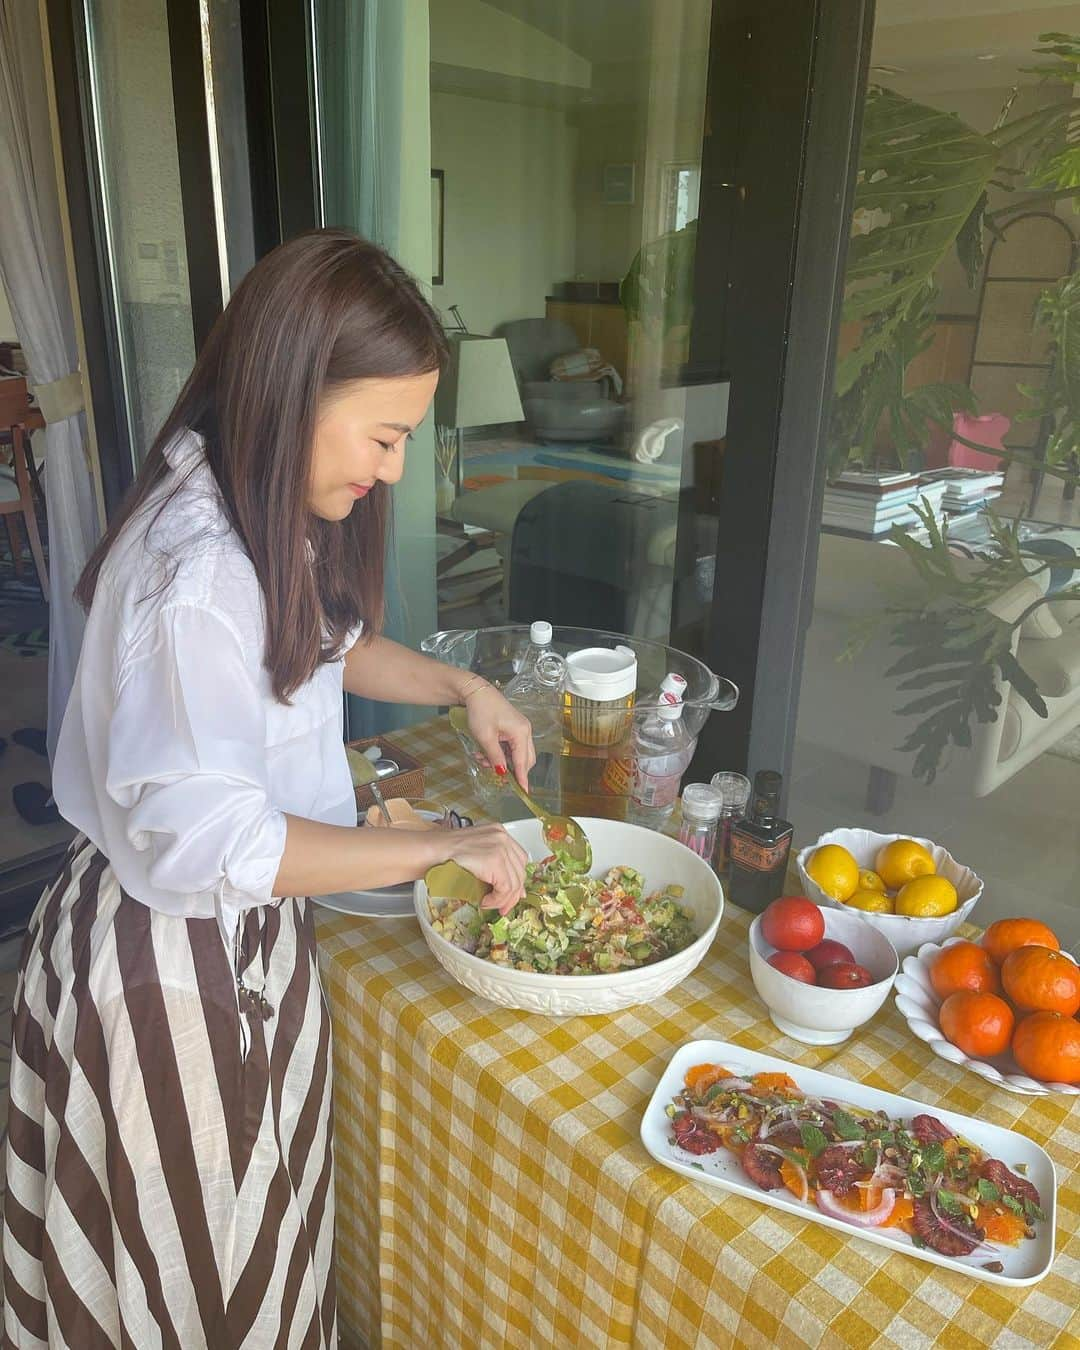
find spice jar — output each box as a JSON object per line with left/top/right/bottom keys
{"left": 676, "top": 783, "right": 725, "bottom": 863}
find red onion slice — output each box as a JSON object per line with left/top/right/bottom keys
{"left": 816, "top": 1187, "right": 896, "bottom": 1227}
{"left": 929, "top": 1190, "right": 994, "bottom": 1255}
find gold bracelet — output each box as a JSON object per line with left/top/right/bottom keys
{"left": 458, "top": 675, "right": 493, "bottom": 703}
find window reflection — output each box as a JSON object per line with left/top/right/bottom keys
{"left": 793, "top": 14, "right": 1080, "bottom": 950}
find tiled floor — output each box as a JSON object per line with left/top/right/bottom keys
{"left": 789, "top": 739, "right": 1080, "bottom": 956}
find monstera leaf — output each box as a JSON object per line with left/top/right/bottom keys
{"left": 828, "top": 89, "right": 997, "bottom": 469}
{"left": 1016, "top": 269, "right": 1080, "bottom": 464}
{"left": 620, "top": 220, "right": 698, "bottom": 340}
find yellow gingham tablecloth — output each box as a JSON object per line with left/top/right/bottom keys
{"left": 316, "top": 717, "right": 1080, "bottom": 1350}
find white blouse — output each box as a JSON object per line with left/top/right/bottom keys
{"left": 53, "top": 431, "right": 361, "bottom": 946}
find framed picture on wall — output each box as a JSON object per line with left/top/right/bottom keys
{"left": 431, "top": 169, "right": 445, "bottom": 285}
{"left": 603, "top": 162, "right": 636, "bottom": 206}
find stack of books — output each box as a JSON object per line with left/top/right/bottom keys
{"left": 919, "top": 467, "right": 1004, "bottom": 521}
{"left": 822, "top": 471, "right": 936, "bottom": 539}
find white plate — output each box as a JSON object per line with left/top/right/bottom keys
{"left": 316, "top": 809, "right": 446, "bottom": 919}
{"left": 315, "top": 883, "right": 414, "bottom": 918}
{"left": 895, "top": 940, "right": 1080, "bottom": 1098}
{"left": 639, "top": 1038, "right": 1057, "bottom": 1286}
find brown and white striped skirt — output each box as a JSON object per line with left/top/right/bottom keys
{"left": 2, "top": 836, "right": 336, "bottom": 1349}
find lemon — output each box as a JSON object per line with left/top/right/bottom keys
{"left": 894, "top": 875, "right": 957, "bottom": 918}
{"left": 844, "top": 889, "right": 895, "bottom": 914}
{"left": 858, "top": 869, "right": 887, "bottom": 893}
{"left": 806, "top": 844, "right": 860, "bottom": 902}
{"left": 875, "top": 838, "right": 935, "bottom": 891}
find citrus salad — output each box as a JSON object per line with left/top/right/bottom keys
{"left": 668, "top": 1064, "right": 1044, "bottom": 1267}
{"left": 428, "top": 857, "right": 696, "bottom": 975}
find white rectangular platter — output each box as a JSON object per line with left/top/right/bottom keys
{"left": 639, "top": 1039, "right": 1057, "bottom": 1287}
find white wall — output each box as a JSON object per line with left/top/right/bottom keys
{"left": 430, "top": 91, "right": 577, "bottom": 334}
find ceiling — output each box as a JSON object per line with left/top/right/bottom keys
{"left": 872, "top": 1, "right": 1080, "bottom": 94}
{"left": 436, "top": 1, "right": 1080, "bottom": 105}
{"left": 478, "top": 0, "right": 654, "bottom": 64}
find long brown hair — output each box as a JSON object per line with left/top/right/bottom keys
{"left": 77, "top": 229, "right": 447, "bottom": 701}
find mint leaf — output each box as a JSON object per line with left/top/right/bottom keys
{"left": 1022, "top": 1198, "right": 1045, "bottom": 1222}
{"left": 936, "top": 1190, "right": 964, "bottom": 1216}
{"left": 1002, "top": 1195, "right": 1024, "bottom": 1217}
{"left": 921, "top": 1143, "right": 946, "bottom": 1173}
{"left": 977, "top": 1178, "right": 1001, "bottom": 1205}
{"left": 703, "top": 1082, "right": 729, "bottom": 1104}
{"left": 832, "top": 1110, "right": 866, "bottom": 1141}
{"left": 799, "top": 1124, "right": 829, "bottom": 1158}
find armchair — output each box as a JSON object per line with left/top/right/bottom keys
{"left": 495, "top": 318, "right": 625, "bottom": 444}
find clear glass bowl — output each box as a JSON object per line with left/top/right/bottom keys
{"left": 421, "top": 624, "right": 738, "bottom": 818}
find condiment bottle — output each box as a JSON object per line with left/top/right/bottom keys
{"left": 727, "top": 770, "right": 794, "bottom": 913}
{"left": 676, "top": 783, "right": 725, "bottom": 862}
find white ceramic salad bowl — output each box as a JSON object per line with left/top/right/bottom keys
{"left": 796, "top": 827, "right": 983, "bottom": 959}
{"left": 414, "top": 816, "right": 723, "bottom": 1016}
{"left": 895, "top": 939, "right": 1080, "bottom": 1098}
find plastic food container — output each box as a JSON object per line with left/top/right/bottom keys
{"left": 564, "top": 644, "right": 638, "bottom": 746}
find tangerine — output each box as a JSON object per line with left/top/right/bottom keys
{"left": 875, "top": 838, "right": 935, "bottom": 890}
{"left": 980, "top": 917, "right": 1060, "bottom": 967}
{"left": 929, "top": 941, "right": 1002, "bottom": 1000}
{"left": 1011, "top": 1010, "right": 1080, "bottom": 1085}
{"left": 979, "top": 1210, "right": 1028, "bottom": 1245}
{"left": 1000, "top": 946, "right": 1080, "bottom": 1016}
{"left": 938, "top": 990, "right": 1014, "bottom": 1059}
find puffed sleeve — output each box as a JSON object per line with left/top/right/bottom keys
{"left": 105, "top": 601, "right": 287, "bottom": 912}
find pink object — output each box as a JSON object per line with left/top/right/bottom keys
{"left": 947, "top": 412, "right": 1010, "bottom": 472}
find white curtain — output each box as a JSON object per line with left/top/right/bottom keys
{"left": 0, "top": 0, "right": 98, "bottom": 759}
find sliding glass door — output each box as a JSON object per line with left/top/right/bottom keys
{"left": 309, "top": 0, "right": 867, "bottom": 769}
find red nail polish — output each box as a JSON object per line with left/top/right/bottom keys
{"left": 494, "top": 764, "right": 507, "bottom": 776}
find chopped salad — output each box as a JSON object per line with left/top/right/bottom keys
{"left": 668, "top": 1064, "right": 1045, "bottom": 1268}
{"left": 428, "top": 856, "right": 697, "bottom": 975}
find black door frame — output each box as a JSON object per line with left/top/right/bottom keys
{"left": 698, "top": 0, "right": 875, "bottom": 796}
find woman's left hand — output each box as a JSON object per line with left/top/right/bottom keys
{"left": 464, "top": 684, "right": 535, "bottom": 791}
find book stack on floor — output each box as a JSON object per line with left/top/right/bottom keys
{"left": 919, "top": 467, "right": 1005, "bottom": 524}
{"left": 822, "top": 471, "right": 943, "bottom": 540}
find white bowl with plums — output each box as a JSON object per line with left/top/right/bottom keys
{"left": 748, "top": 897, "right": 899, "bottom": 1045}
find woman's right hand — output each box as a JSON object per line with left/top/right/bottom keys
{"left": 445, "top": 823, "right": 529, "bottom": 915}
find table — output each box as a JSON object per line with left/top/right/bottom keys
{"left": 316, "top": 717, "right": 1080, "bottom": 1350}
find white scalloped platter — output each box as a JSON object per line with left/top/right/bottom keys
{"left": 640, "top": 1039, "right": 1057, "bottom": 1286}
{"left": 895, "top": 940, "right": 1080, "bottom": 1098}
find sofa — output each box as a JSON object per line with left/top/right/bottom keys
{"left": 796, "top": 533, "right": 1080, "bottom": 804}
{"left": 495, "top": 318, "right": 625, "bottom": 444}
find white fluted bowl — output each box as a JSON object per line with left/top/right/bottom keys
{"left": 796, "top": 827, "right": 983, "bottom": 959}
{"left": 895, "top": 939, "right": 1080, "bottom": 1097}
{"left": 415, "top": 817, "right": 723, "bottom": 1016}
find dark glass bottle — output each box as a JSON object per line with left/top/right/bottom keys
{"left": 727, "top": 770, "right": 794, "bottom": 914}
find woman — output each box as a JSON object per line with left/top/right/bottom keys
{"left": 2, "top": 230, "right": 532, "bottom": 1349}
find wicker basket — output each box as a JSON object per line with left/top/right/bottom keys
{"left": 347, "top": 736, "right": 425, "bottom": 813}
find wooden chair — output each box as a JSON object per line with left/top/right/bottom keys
{"left": 0, "top": 377, "right": 48, "bottom": 597}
